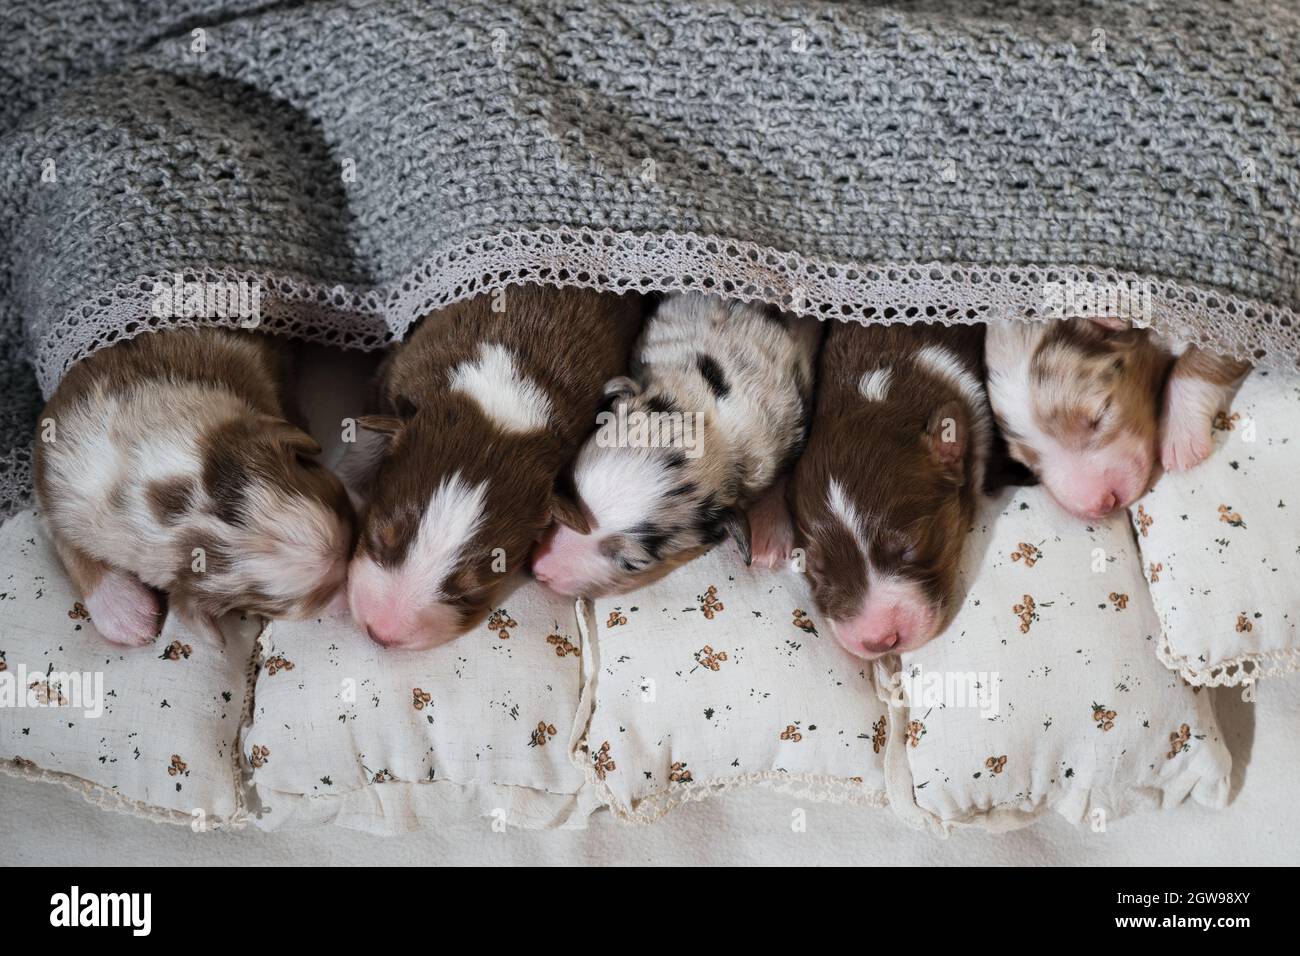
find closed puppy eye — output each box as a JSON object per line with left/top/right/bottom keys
{"left": 1088, "top": 400, "right": 1112, "bottom": 431}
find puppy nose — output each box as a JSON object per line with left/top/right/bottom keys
{"left": 1086, "top": 491, "right": 1119, "bottom": 518}
{"left": 862, "top": 631, "right": 901, "bottom": 654}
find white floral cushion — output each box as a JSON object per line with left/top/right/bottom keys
{"left": 1133, "top": 371, "right": 1300, "bottom": 686}
{"left": 883, "top": 486, "right": 1230, "bottom": 833}
{"left": 583, "top": 548, "right": 890, "bottom": 822}
{"left": 0, "top": 508, "right": 257, "bottom": 827}
{"left": 243, "top": 577, "right": 595, "bottom": 833}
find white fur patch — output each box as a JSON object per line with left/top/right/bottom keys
{"left": 449, "top": 343, "right": 552, "bottom": 433}
{"left": 392, "top": 473, "right": 490, "bottom": 603}
{"left": 858, "top": 367, "right": 892, "bottom": 402}
{"left": 827, "top": 477, "right": 868, "bottom": 556}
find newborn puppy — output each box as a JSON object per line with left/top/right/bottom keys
{"left": 985, "top": 319, "right": 1250, "bottom": 519}
{"left": 754, "top": 322, "right": 992, "bottom": 660}
{"left": 530, "top": 293, "right": 821, "bottom": 596}
{"left": 34, "top": 328, "right": 355, "bottom": 646}
{"left": 348, "top": 286, "right": 642, "bottom": 650}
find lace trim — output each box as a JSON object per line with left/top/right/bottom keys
{"left": 0, "top": 446, "right": 32, "bottom": 521}
{"left": 31, "top": 226, "right": 1300, "bottom": 398}
{"left": 0, "top": 756, "right": 250, "bottom": 831}
{"left": 1155, "top": 623, "right": 1300, "bottom": 687}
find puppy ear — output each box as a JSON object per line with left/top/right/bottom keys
{"left": 1088, "top": 316, "right": 1131, "bottom": 332}
{"left": 603, "top": 376, "right": 641, "bottom": 403}
{"left": 722, "top": 508, "right": 753, "bottom": 566}
{"left": 925, "top": 400, "right": 968, "bottom": 480}
{"left": 338, "top": 416, "right": 401, "bottom": 504}
{"left": 550, "top": 490, "right": 591, "bottom": 535}
{"left": 356, "top": 414, "right": 405, "bottom": 436}
{"left": 275, "top": 423, "right": 323, "bottom": 458}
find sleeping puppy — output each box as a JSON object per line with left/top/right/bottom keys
{"left": 985, "top": 318, "right": 1251, "bottom": 519}
{"left": 34, "top": 328, "right": 355, "bottom": 646}
{"left": 530, "top": 293, "right": 821, "bottom": 596}
{"left": 753, "top": 322, "right": 993, "bottom": 659}
{"left": 347, "top": 286, "right": 642, "bottom": 650}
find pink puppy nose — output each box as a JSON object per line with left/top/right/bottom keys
{"left": 1082, "top": 491, "right": 1119, "bottom": 519}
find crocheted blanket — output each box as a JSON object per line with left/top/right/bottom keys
{"left": 2, "top": 0, "right": 1299, "bottom": 512}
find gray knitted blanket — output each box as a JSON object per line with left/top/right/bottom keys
{"left": 3, "top": 0, "right": 1299, "bottom": 512}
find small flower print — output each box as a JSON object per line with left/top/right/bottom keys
{"left": 1213, "top": 411, "right": 1240, "bottom": 431}
{"left": 905, "top": 720, "right": 926, "bottom": 748}
{"left": 1148, "top": 562, "right": 1162, "bottom": 583}
{"left": 1167, "top": 723, "right": 1192, "bottom": 759}
{"left": 167, "top": 754, "right": 187, "bottom": 776}
{"left": 1091, "top": 702, "right": 1117, "bottom": 732}
{"left": 264, "top": 654, "right": 294, "bottom": 675}
{"left": 606, "top": 610, "right": 628, "bottom": 628}
{"left": 592, "top": 740, "right": 616, "bottom": 779}
{"left": 412, "top": 687, "right": 432, "bottom": 710}
{"left": 160, "top": 640, "right": 193, "bottom": 661}
{"left": 488, "top": 609, "right": 518, "bottom": 640}
{"left": 1167, "top": 724, "right": 1204, "bottom": 759}
{"left": 780, "top": 724, "right": 803, "bottom": 742}
{"left": 792, "top": 608, "right": 817, "bottom": 633}
{"left": 984, "top": 755, "right": 1008, "bottom": 775}
{"left": 27, "top": 679, "right": 67, "bottom": 706}
{"left": 1013, "top": 594, "right": 1038, "bottom": 633}
{"left": 1135, "top": 504, "right": 1153, "bottom": 537}
{"left": 694, "top": 644, "right": 729, "bottom": 671}
{"left": 1010, "top": 542, "right": 1042, "bottom": 567}
{"left": 871, "top": 716, "right": 887, "bottom": 754}
{"left": 68, "top": 602, "right": 90, "bottom": 621}
{"left": 698, "top": 585, "right": 724, "bottom": 619}
{"left": 529, "top": 721, "right": 558, "bottom": 747}
{"left": 669, "top": 761, "right": 693, "bottom": 783}
{"left": 249, "top": 744, "right": 270, "bottom": 768}
{"left": 1235, "top": 613, "right": 1253, "bottom": 634}
{"left": 1108, "top": 592, "right": 1129, "bottom": 610}
{"left": 546, "top": 632, "right": 580, "bottom": 657}
{"left": 1217, "top": 504, "right": 1245, "bottom": 528}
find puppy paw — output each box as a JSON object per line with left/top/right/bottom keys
{"left": 748, "top": 487, "right": 795, "bottom": 570}
{"left": 84, "top": 572, "right": 161, "bottom": 646}
{"left": 1160, "top": 415, "right": 1216, "bottom": 473}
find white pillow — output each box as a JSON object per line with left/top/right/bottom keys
{"left": 584, "top": 548, "right": 891, "bottom": 822}
{"left": 0, "top": 508, "right": 256, "bottom": 828}
{"left": 1134, "top": 371, "right": 1300, "bottom": 686}
{"left": 243, "top": 575, "right": 596, "bottom": 833}
{"left": 885, "top": 485, "right": 1231, "bottom": 832}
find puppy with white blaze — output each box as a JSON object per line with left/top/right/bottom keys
{"left": 985, "top": 318, "right": 1251, "bottom": 519}
{"left": 530, "top": 293, "right": 822, "bottom": 596}
{"left": 34, "top": 329, "right": 355, "bottom": 646}
{"left": 753, "top": 322, "right": 993, "bottom": 660}
{"left": 347, "top": 286, "right": 642, "bottom": 650}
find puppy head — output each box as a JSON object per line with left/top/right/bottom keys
{"left": 166, "top": 416, "right": 354, "bottom": 631}
{"left": 987, "top": 319, "right": 1170, "bottom": 519}
{"left": 347, "top": 398, "right": 568, "bottom": 650}
{"left": 793, "top": 358, "right": 987, "bottom": 660}
{"left": 531, "top": 377, "right": 748, "bottom": 597}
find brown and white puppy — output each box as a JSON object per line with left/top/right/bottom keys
{"left": 529, "top": 293, "right": 821, "bottom": 597}
{"left": 34, "top": 328, "right": 355, "bottom": 646}
{"left": 347, "top": 286, "right": 642, "bottom": 650}
{"left": 985, "top": 319, "right": 1251, "bottom": 519}
{"left": 753, "top": 322, "right": 992, "bottom": 660}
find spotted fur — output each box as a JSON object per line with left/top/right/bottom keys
{"left": 531, "top": 293, "right": 822, "bottom": 597}
{"left": 33, "top": 329, "right": 355, "bottom": 645}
